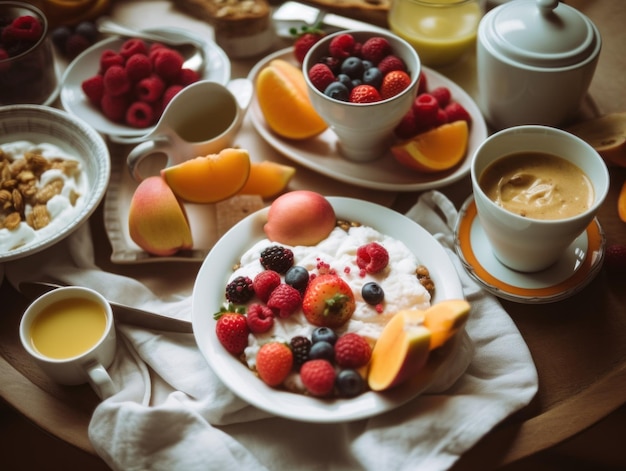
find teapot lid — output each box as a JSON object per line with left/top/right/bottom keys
{"left": 481, "top": 0, "right": 601, "bottom": 68}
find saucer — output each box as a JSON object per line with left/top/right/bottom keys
{"left": 454, "top": 197, "right": 605, "bottom": 304}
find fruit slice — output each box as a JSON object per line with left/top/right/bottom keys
{"left": 368, "top": 309, "right": 432, "bottom": 392}
{"left": 566, "top": 112, "right": 626, "bottom": 167}
{"left": 128, "top": 176, "right": 193, "bottom": 256}
{"left": 256, "top": 59, "right": 328, "bottom": 140}
{"left": 422, "top": 299, "right": 471, "bottom": 350}
{"left": 391, "top": 120, "right": 469, "bottom": 173}
{"left": 161, "top": 148, "right": 251, "bottom": 203}
{"left": 618, "top": 180, "right": 626, "bottom": 223}
{"left": 237, "top": 161, "right": 296, "bottom": 198}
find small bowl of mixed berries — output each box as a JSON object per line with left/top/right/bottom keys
{"left": 302, "top": 30, "right": 420, "bottom": 163}
{"left": 0, "top": 2, "right": 58, "bottom": 106}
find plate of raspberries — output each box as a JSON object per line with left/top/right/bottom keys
{"left": 60, "top": 27, "right": 230, "bottom": 140}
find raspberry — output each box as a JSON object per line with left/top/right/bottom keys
{"left": 377, "top": 55, "right": 406, "bottom": 75}
{"left": 260, "top": 246, "right": 294, "bottom": 273}
{"left": 99, "top": 49, "right": 125, "bottom": 73}
{"left": 289, "top": 336, "right": 312, "bottom": 370}
{"left": 412, "top": 93, "right": 440, "bottom": 127}
{"left": 334, "top": 333, "right": 372, "bottom": 368}
{"left": 256, "top": 342, "right": 293, "bottom": 387}
{"left": 81, "top": 75, "right": 104, "bottom": 106}
{"left": 135, "top": 75, "right": 165, "bottom": 103}
{"left": 120, "top": 38, "right": 148, "bottom": 58}
{"left": 434, "top": 108, "right": 449, "bottom": 127}
{"left": 395, "top": 108, "right": 418, "bottom": 139}
{"left": 103, "top": 65, "right": 131, "bottom": 97}
{"left": 253, "top": 270, "right": 281, "bottom": 302}
{"left": 300, "top": 359, "right": 336, "bottom": 396}
{"left": 431, "top": 86, "right": 451, "bottom": 107}
{"left": 361, "top": 37, "right": 391, "bottom": 64}
{"left": 161, "top": 84, "right": 183, "bottom": 110}
{"left": 356, "top": 242, "right": 389, "bottom": 274}
{"left": 328, "top": 33, "right": 355, "bottom": 59}
{"left": 308, "top": 63, "right": 335, "bottom": 92}
{"left": 417, "top": 71, "right": 428, "bottom": 95}
{"left": 225, "top": 275, "right": 255, "bottom": 304}
{"left": 125, "top": 53, "right": 152, "bottom": 82}
{"left": 153, "top": 48, "right": 184, "bottom": 81}
{"left": 293, "top": 30, "right": 325, "bottom": 64}
{"left": 349, "top": 84, "right": 381, "bottom": 103}
{"left": 246, "top": 303, "right": 274, "bottom": 333}
{"left": 267, "top": 283, "right": 302, "bottom": 318}
{"left": 176, "top": 68, "right": 200, "bottom": 86}
{"left": 100, "top": 94, "right": 128, "bottom": 122}
{"left": 5, "top": 15, "right": 42, "bottom": 42}
{"left": 444, "top": 102, "right": 472, "bottom": 125}
{"left": 604, "top": 244, "right": 626, "bottom": 276}
{"left": 125, "top": 101, "right": 154, "bottom": 128}
{"left": 65, "top": 33, "right": 91, "bottom": 59}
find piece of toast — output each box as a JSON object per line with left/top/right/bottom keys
{"left": 174, "top": 0, "right": 272, "bottom": 36}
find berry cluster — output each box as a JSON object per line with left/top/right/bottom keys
{"left": 51, "top": 21, "right": 99, "bottom": 59}
{"left": 80, "top": 38, "right": 200, "bottom": 128}
{"left": 0, "top": 15, "right": 43, "bottom": 59}
{"left": 307, "top": 33, "right": 412, "bottom": 104}
{"left": 395, "top": 72, "right": 472, "bottom": 139}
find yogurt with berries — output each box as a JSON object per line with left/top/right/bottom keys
{"left": 225, "top": 224, "right": 432, "bottom": 369}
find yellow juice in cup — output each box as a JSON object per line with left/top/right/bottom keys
{"left": 388, "top": 0, "right": 482, "bottom": 67}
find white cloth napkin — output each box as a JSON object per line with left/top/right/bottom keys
{"left": 5, "top": 190, "right": 538, "bottom": 471}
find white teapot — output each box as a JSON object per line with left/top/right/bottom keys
{"left": 477, "top": 0, "right": 601, "bottom": 130}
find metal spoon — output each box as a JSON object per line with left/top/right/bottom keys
{"left": 96, "top": 17, "right": 206, "bottom": 74}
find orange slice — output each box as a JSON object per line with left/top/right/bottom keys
{"left": 237, "top": 161, "right": 296, "bottom": 199}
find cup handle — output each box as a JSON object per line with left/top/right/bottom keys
{"left": 127, "top": 138, "right": 171, "bottom": 182}
{"left": 86, "top": 362, "right": 117, "bottom": 400}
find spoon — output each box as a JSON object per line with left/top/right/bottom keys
{"left": 96, "top": 17, "right": 206, "bottom": 73}
{"left": 19, "top": 281, "right": 193, "bottom": 333}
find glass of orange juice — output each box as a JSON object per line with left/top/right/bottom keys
{"left": 388, "top": 0, "right": 483, "bottom": 68}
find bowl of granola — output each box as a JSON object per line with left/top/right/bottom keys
{"left": 0, "top": 104, "right": 110, "bottom": 262}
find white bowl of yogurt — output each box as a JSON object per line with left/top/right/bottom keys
{"left": 0, "top": 105, "right": 110, "bottom": 262}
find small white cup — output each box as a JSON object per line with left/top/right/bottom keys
{"left": 19, "top": 286, "right": 117, "bottom": 399}
{"left": 471, "top": 125, "right": 609, "bottom": 272}
{"left": 126, "top": 78, "right": 253, "bottom": 181}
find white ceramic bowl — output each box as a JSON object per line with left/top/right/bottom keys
{"left": 0, "top": 105, "right": 110, "bottom": 262}
{"left": 303, "top": 30, "right": 420, "bottom": 162}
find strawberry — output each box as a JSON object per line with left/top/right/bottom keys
{"left": 334, "top": 333, "right": 372, "bottom": 369}
{"left": 291, "top": 24, "right": 325, "bottom": 64}
{"left": 380, "top": 70, "right": 412, "bottom": 100}
{"left": 214, "top": 307, "right": 249, "bottom": 355}
{"left": 256, "top": 342, "right": 294, "bottom": 387}
{"left": 605, "top": 244, "right": 626, "bottom": 276}
{"left": 349, "top": 84, "right": 381, "bottom": 104}
{"left": 302, "top": 274, "right": 356, "bottom": 328}
{"left": 300, "top": 359, "right": 336, "bottom": 396}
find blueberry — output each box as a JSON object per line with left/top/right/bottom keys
{"left": 362, "top": 67, "right": 383, "bottom": 89}
{"left": 340, "top": 56, "right": 364, "bottom": 79}
{"left": 362, "top": 282, "right": 384, "bottom": 305}
{"left": 308, "top": 340, "right": 334, "bottom": 361}
{"left": 50, "top": 26, "right": 71, "bottom": 49}
{"left": 311, "top": 326, "right": 338, "bottom": 345}
{"left": 351, "top": 79, "right": 362, "bottom": 88}
{"left": 75, "top": 21, "right": 98, "bottom": 42}
{"left": 336, "top": 73, "right": 353, "bottom": 90}
{"left": 324, "top": 81, "right": 350, "bottom": 101}
{"left": 362, "top": 60, "right": 374, "bottom": 71}
{"left": 285, "top": 265, "right": 310, "bottom": 292}
{"left": 336, "top": 369, "right": 364, "bottom": 397}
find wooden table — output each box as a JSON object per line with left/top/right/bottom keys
{"left": 1, "top": 1, "right": 625, "bottom": 469}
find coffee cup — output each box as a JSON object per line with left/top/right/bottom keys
{"left": 19, "top": 286, "right": 117, "bottom": 399}
{"left": 471, "top": 125, "right": 609, "bottom": 272}
{"left": 126, "top": 78, "right": 253, "bottom": 181}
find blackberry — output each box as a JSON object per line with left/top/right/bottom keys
{"left": 289, "top": 336, "right": 311, "bottom": 370}
{"left": 225, "top": 276, "right": 255, "bottom": 304}
{"left": 259, "top": 246, "right": 294, "bottom": 274}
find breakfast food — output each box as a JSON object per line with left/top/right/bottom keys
{"left": 50, "top": 20, "right": 99, "bottom": 59}
{"left": 0, "top": 141, "right": 86, "bottom": 252}
{"left": 81, "top": 38, "right": 200, "bottom": 128}
{"left": 213, "top": 191, "right": 469, "bottom": 398}
{"left": 237, "top": 161, "right": 296, "bottom": 199}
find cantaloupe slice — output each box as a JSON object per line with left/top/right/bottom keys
{"left": 422, "top": 299, "right": 471, "bottom": 350}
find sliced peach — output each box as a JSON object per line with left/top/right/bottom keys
{"left": 237, "top": 161, "right": 296, "bottom": 199}
{"left": 391, "top": 120, "right": 469, "bottom": 173}
{"left": 161, "top": 148, "right": 251, "bottom": 204}
{"left": 422, "top": 299, "right": 470, "bottom": 350}
{"left": 128, "top": 176, "right": 193, "bottom": 256}
{"left": 256, "top": 59, "right": 328, "bottom": 140}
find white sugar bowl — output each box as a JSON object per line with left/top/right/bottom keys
{"left": 477, "top": 0, "right": 601, "bottom": 130}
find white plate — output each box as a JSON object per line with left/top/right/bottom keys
{"left": 192, "top": 197, "right": 465, "bottom": 422}
{"left": 247, "top": 48, "right": 488, "bottom": 192}
{"left": 60, "top": 28, "right": 230, "bottom": 140}
{"left": 454, "top": 197, "right": 606, "bottom": 304}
